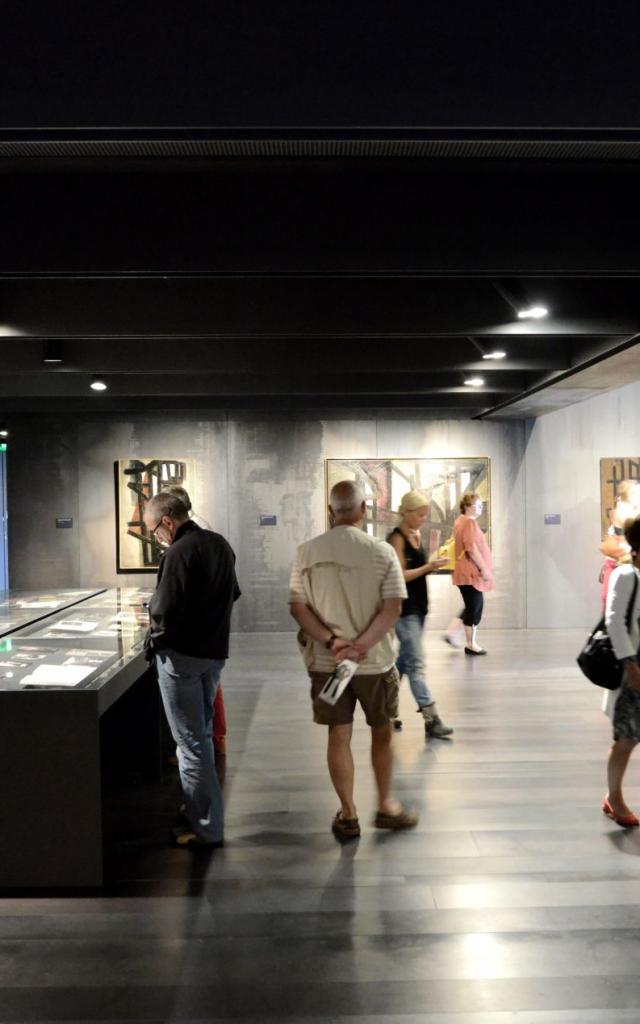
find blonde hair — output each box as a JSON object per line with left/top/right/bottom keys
{"left": 617, "top": 480, "right": 640, "bottom": 503}
{"left": 398, "top": 489, "right": 429, "bottom": 515}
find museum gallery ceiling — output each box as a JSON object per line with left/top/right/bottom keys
{"left": 1, "top": 9, "right": 639, "bottom": 419}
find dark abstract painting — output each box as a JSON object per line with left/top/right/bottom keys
{"left": 115, "top": 458, "right": 195, "bottom": 572}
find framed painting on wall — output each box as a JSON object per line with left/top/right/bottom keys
{"left": 326, "top": 457, "right": 490, "bottom": 572}
{"left": 600, "top": 457, "right": 640, "bottom": 536}
{"left": 115, "top": 457, "right": 195, "bottom": 573}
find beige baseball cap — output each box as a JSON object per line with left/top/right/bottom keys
{"left": 398, "top": 489, "right": 429, "bottom": 513}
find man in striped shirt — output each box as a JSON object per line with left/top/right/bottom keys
{"left": 289, "top": 480, "right": 419, "bottom": 840}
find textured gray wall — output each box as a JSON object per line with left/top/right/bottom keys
{"left": 227, "top": 417, "right": 324, "bottom": 631}
{"left": 8, "top": 411, "right": 527, "bottom": 630}
{"left": 7, "top": 418, "right": 80, "bottom": 589}
{"left": 524, "top": 379, "right": 640, "bottom": 628}
{"left": 76, "top": 417, "right": 228, "bottom": 591}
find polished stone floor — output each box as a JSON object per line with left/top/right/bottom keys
{"left": 3, "top": 629, "right": 640, "bottom": 1023}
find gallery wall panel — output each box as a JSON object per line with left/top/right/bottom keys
{"left": 7, "top": 418, "right": 80, "bottom": 589}
{"left": 227, "top": 413, "right": 525, "bottom": 631}
{"left": 8, "top": 411, "right": 526, "bottom": 631}
{"left": 76, "top": 417, "right": 229, "bottom": 591}
{"left": 525, "top": 379, "right": 640, "bottom": 629}
{"left": 226, "top": 417, "right": 327, "bottom": 632}
{"left": 374, "top": 417, "right": 526, "bottom": 631}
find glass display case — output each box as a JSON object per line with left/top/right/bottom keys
{"left": 0, "top": 586, "right": 157, "bottom": 887}
{"left": 0, "top": 642, "right": 118, "bottom": 690}
{"left": 0, "top": 588, "right": 105, "bottom": 639}
{"left": 0, "top": 587, "right": 152, "bottom": 695}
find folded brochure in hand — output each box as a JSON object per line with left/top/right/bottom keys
{"left": 318, "top": 659, "right": 358, "bottom": 705}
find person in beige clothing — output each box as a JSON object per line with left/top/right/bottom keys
{"left": 289, "top": 480, "right": 419, "bottom": 840}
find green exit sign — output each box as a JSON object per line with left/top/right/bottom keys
{"left": 0, "top": 444, "right": 6, "bottom": 452}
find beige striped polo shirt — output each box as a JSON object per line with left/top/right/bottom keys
{"left": 289, "top": 525, "right": 407, "bottom": 674}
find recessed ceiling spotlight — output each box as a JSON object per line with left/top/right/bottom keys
{"left": 517, "top": 305, "right": 548, "bottom": 319}
{"left": 0, "top": 427, "right": 8, "bottom": 438}
{"left": 482, "top": 350, "right": 506, "bottom": 360}
{"left": 90, "top": 378, "right": 108, "bottom": 392}
{"left": 464, "top": 377, "right": 484, "bottom": 387}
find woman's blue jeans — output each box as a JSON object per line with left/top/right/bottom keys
{"left": 395, "top": 614, "right": 434, "bottom": 709}
{"left": 156, "top": 648, "right": 225, "bottom": 843}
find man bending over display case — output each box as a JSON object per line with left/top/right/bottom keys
{"left": 143, "top": 491, "right": 241, "bottom": 849}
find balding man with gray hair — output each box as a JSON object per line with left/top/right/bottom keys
{"left": 289, "top": 479, "right": 418, "bottom": 840}
{"left": 329, "top": 480, "right": 364, "bottom": 517}
{"left": 143, "top": 490, "right": 240, "bottom": 849}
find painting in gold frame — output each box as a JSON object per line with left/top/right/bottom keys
{"left": 326, "top": 457, "right": 490, "bottom": 572}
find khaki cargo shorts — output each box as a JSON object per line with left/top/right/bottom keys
{"left": 309, "top": 666, "right": 399, "bottom": 727}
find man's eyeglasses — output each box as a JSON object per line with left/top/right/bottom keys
{"left": 150, "top": 518, "right": 165, "bottom": 538}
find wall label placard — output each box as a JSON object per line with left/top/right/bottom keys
{"left": 544, "top": 513, "right": 561, "bottom": 525}
{"left": 56, "top": 517, "right": 73, "bottom": 529}
{"left": 259, "top": 515, "right": 277, "bottom": 526}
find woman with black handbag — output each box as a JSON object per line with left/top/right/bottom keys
{"left": 603, "top": 514, "right": 640, "bottom": 827}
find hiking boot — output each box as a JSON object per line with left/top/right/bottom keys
{"left": 426, "top": 714, "right": 454, "bottom": 738}
{"left": 420, "top": 703, "right": 454, "bottom": 739}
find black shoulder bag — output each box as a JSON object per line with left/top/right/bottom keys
{"left": 577, "top": 572, "right": 639, "bottom": 690}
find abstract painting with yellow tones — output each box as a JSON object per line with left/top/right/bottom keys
{"left": 326, "top": 458, "right": 490, "bottom": 573}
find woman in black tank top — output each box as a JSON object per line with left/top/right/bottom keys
{"left": 387, "top": 490, "right": 453, "bottom": 739}
{"left": 388, "top": 528, "right": 429, "bottom": 618}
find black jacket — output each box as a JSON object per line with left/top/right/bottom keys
{"left": 147, "top": 521, "right": 241, "bottom": 659}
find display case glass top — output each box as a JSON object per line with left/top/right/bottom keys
{"left": 0, "top": 588, "right": 106, "bottom": 639}
{"left": 0, "top": 587, "right": 153, "bottom": 692}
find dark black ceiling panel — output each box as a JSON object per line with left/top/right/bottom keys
{"left": 3, "top": 6, "right": 640, "bottom": 129}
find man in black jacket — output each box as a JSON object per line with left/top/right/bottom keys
{"left": 144, "top": 491, "right": 241, "bottom": 848}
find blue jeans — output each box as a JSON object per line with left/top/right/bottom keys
{"left": 156, "top": 648, "right": 225, "bottom": 843}
{"left": 395, "top": 614, "right": 434, "bottom": 709}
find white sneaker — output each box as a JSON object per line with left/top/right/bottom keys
{"left": 442, "top": 631, "right": 464, "bottom": 649}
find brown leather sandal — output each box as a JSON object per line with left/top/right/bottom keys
{"left": 331, "top": 810, "right": 361, "bottom": 840}
{"left": 374, "top": 807, "right": 419, "bottom": 830}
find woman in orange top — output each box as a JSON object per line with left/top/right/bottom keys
{"left": 599, "top": 480, "right": 640, "bottom": 609}
{"left": 450, "top": 492, "right": 493, "bottom": 655}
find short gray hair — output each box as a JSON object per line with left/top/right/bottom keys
{"left": 329, "top": 480, "right": 364, "bottom": 515}
{"left": 146, "top": 491, "right": 189, "bottom": 522}
{"left": 165, "top": 485, "right": 192, "bottom": 514}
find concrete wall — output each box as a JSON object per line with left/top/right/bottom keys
{"left": 8, "top": 412, "right": 527, "bottom": 631}
{"left": 8, "top": 420, "right": 81, "bottom": 589}
{"left": 524, "top": 379, "right": 640, "bottom": 628}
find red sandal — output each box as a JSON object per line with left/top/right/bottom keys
{"left": 602, "top": 796, "right": 639, "bottom": 828}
